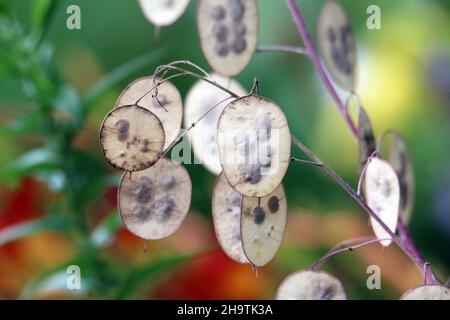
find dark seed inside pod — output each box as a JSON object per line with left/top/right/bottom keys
{"left": 253, "top": 206, "right": 265, "bottom": 225}
{"left": 151, "top": 196, "right": 176, "bottom": 222}
{"left": 235, "top": 23, "right": 246, "bottom": 37}
{"left": 320, "top": 285, "right": 336, "bottom": 300}
{"left": 152, "top": 94, "right": 168, "bottom": 108}
{"left": 215, "top": 42, "right": 230, "bottom": 56}
{"left": 268, "top": 196, "right": 279, "bottom": 213}
{"left": 159, "top": 174, "right": 176, "bottom": 190}
{"left": 162, "top": 0, "right": 174, "bottom": 7}
{"left": 232, "top": 37, "right": 247, "bottom": 54}
{"left": 211, "top": 5, "right": 226, "bottom": 20}
{"left": 229, "top": 0, "right": 245, "bottom": 21}
{"left": 213, "top": 23, "right": 228, "bottom": 41}
{"left": 243, "top": 164, "right": 262, "bottom": 184}
{"left": 132, "top": 205, "right": 151, "bottom": 221}
{"left": 133, "top": 176, "right": 153, "bottom": 203}
{"left": 115, "top": 119, "right": 130, "bottom": 141}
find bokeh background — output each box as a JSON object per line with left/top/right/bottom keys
{"left": 0, "top": 0, "right": 449, "bottom": 299}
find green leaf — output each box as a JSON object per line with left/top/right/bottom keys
{"left": 90, "top": 211, "right": 122, "bottom": 248}
{"left": 0, "top": 215, "right": 70, "bottom": 246}
{"left": 115, "top": 254, "right": 189, "bottom": 299}
{"left": 30, "top": 0, "right": 53, "bottom": 30}
{"left": 81, "top": 47, "right": 167, "bottom": 117}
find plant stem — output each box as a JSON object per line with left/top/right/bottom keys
{"left": 285, "top": 0, "right": 439, "bottom": 284}
{"left": 257, "top": 45, "right": 307, "bottom": 55}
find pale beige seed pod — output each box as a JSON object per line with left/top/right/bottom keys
{"left": 116, "top": 77, "right": 183, "bottom": 150}
{"left": 197, "top": 0, "right": 258, "bottom": 77}
{"left": 241, "top": 184, "right": 287, "bottom": 267}
{"left": 276, "top": 270, "right": 346, "bottom": 300}
{"left": 99, "top": 105, "right": 165, "bottom": 172}
{"left": 217, "top": 95, "right": 291, "bottom": 197}
{"left": 364, "top": 158, "right": 400, "bottom": 247}
{"left": 400, "top": 285, "right": 450, "bottom": 300}
{"left": 212, "top": 173, "right": 248, "bottom": 264}
{"left": 184, "top": 73, "right": 247, "bottom": 175}
{"left": 139, "top": 0, "right": 190, "bottom": 27}
{"left": 317, "top": 0, "right": 356, "bottom": 91}
{"left": 118, "top": 158, "right": 191, "bottom": 240}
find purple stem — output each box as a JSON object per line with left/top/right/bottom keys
{"left": 286, "top": 0, "right": 438, "bottom": 283}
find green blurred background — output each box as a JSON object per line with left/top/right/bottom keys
{"left": 0, "top": 0, "right": 449, "bottom": 299}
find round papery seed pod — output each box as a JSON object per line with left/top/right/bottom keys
{"left": 217, "top": 95, "right": 291, "bottom": 197}
{"left": 400, "top": 285, "right": 450, "bottom": 300}
{"left": 138, "top": 0, "right": 190, "bottom": 27}
{"left": 197, "top": 0, "right": 258, "bottom": 77}
{"left": 99, "top": 105, "right": 165, "bottom": 172}
{"left": 276, "top": 270, "right": 346, "bottom": 300}
{"left": 118, "top": 158, "right": 191, "bottom": 240}
{"left": 317, "top": 0, "right": 356, "bottom": 91}
{"left": 184, "top": 73, "right": 247, "bottom": 175}
{"left": 212, "top": 173, "right": 248, "bottom": 264}
{"left": 241, "top": 184, "right": 287, "bottom": 267}
{"left": 364, "top": 158, "right": 400, "bottom": 247}
{"left": 116, "top": 77, "right": 182, "bottom": 151}
{"left": 387, "top": 134, "right": 414, "bottom": 225}
{"left": 358, "top": 106, "right": 376, "bottom": 175}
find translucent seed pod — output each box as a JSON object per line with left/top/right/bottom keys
{"left": 400, "top": 285, "right": 450, "bottom": 300}
{"left": 184, "top": 73, "right": 247, "bottom": 175}
{"left": 358, "top": 106, "right": 376, "bottom": 175}
{"left": 118, "top": 158, "right": 191, "bottom": 239}
{"left": 212, "top": 173, "right": 248, "bottom": 264}
{"left": 217, "top": 95, "right": 291, "bottom": 197}
{"left": 99, "top": 105, "right": 165, "bottom": 172}
{"left": 197, "top": 0, "right": 258, "bottom": 76}
{"left": 241, "top": 184, "right": 287, "bottom": 267}
{"left": 317, "top": 0, "right": 356, "bottom": 91}
{"left": 117, "top": 77, "right": 183, "bottom": 150}
{"left": 364, "top": 158, "right": 400, "bottom": 247}
{"left": 139, "top": 0, "right": 190, "bottom": 27}
{"left": 276, "top": 270, "right": 346, "bottom": 300}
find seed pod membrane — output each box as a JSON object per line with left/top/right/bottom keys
{"left": 358, "top": 106, "right": 376, "bottom": 175}
{"left": 99, "top": 105, "right": 165, "bottom": 172}
{"left": 212, "top": 173, "right": 248, "bottom": 263}
{"left": 139, "top": 0, "right": 190, "bottom": 26}
{"left": 364, "top": 158, "right": 400, "bottom": 247}
{"left": 317, "top": 0, "right": 356, "bottom": 91}
{"left": 118, "top": 158, "right": 191, "bottom": 239}
{"left": 241, "top": 184, "right": 287, "bottom": 267}
{"left": 217, "top": 95, "right": 291, "bottom": 197}
{"left": 117, "top": 77, "right": 183, "bottom": 150}
{"left": 400, "top": 285, "right": 450, "bottom": 300}
{"left": 197, "top": 0, "right": 258, "bottom": 76}
{"left": 387, "top": 134, "right": 414, "bottom": 224}
{"left": 185, "top": 73, "right": 247, "bottom": 175}
{"left": 276, "top": 270, "right": 346, "bottom": 300}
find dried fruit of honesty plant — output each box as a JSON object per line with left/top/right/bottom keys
{"left": 212, "top": 173, "right": 248, "bottom": 263}
{"left": 184, "top": 73, "right": 247, "bottom": 174}
{"left": 118, "top": 158, "right": 191, "bottom": 239}
{"left": 117, "top": 77, "right": 183, "bottom": 150}
{"left": 197, "top": 0, "right": 258, "bottom": 76}
{"left": 364, "top": 158, "right": 400, "bottom": 247}
{"left": 217, "top": 95, "right": 291, "bottom": 197}
{"left": 400, "top": 285, "right": 450, "bottom": 300}
{"left": 99, "top": 105, "right": 165, "bottom": 172}
{"left": 139, "top": 0, "right": 190, "bottom": 26}
{"left": 276, "top": 270, "right": 346, "bottom": 300}
{"left": 317, "top": 0, "right": 356, "bottom": 91}
{"left": 358, "top": 106, "right": 376, "bottom": 175}
{"left": 241, "top": 184, "right": 287, "bottom": 267}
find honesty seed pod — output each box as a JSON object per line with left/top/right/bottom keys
{"left": 117, "top": 77, "right": 183, "bottom": 150}
{"left": 317, "top": 0, "right": 356, "bottom": 91}
{"left": 212, "top": 173, "right": 248, "bottom": 264}
{"left": 364, "top": 158, "right": 400, "bottom": 247}
{"left": 241, "top": 184, "right": 287, "bottom": 267}
{"left": 139, "top": 0, "right": 190, "bottom": 27}
{"left": 276, "top": 270, "right": 346, "bottom": 300}
{"left": 400, "top": 285, "right": 450, "bottom": 300}
{"left": 217, "top": 95, "right": 291, "bottom": 197}
{"left": 357, "top": 106, "right": 376, "bottom": 175}
{"left": 99, "top": 105, "right": 165, "bottom": 172}
{"left": 184, "top": 73, "right": 247, "bottom": 174}
{"left": 118, "top": 158, "right": 192, "bottom": 239}
{"left": 197, "top": 0, "right": 259, "bottom": 77}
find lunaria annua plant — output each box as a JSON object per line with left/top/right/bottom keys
{"left": 97, "top": 0, "right": 448, "bottom": 299}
